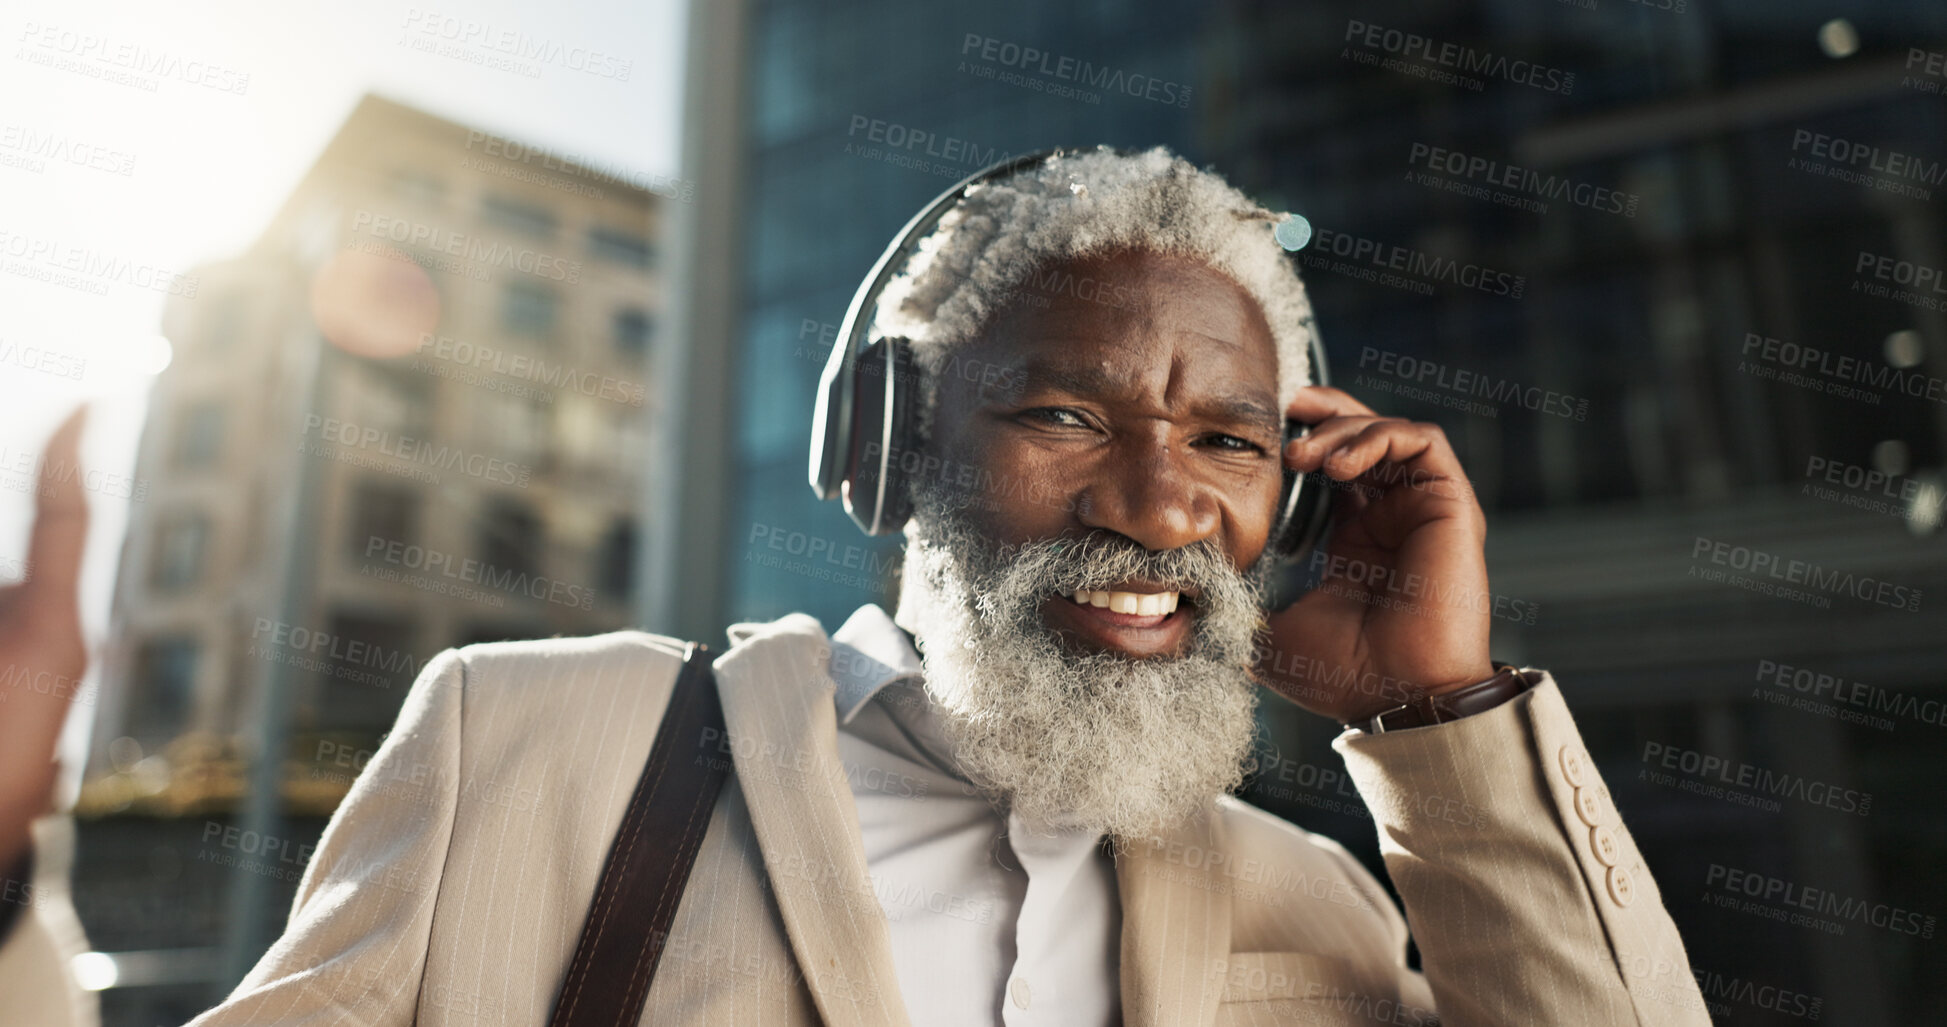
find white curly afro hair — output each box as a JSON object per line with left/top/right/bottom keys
{"left": 870, "top": 145, "right": 1319, "bottom": 421}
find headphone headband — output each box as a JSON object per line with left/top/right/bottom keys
{"left": 810, "top": 147, "right": 1086, "bottom": 502}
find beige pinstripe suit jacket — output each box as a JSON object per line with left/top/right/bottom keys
{"left": 175, "top": 611, "right": 1711, "bottom": 1025}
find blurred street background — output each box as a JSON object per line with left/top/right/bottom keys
{"left": 2, "top": 0, "right": 1944, "bottom": 1023}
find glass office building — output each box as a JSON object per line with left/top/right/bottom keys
{"left": 705, "top": 2, "right": 1947, "bottom": 1022}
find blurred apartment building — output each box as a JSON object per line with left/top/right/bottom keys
{"left": 82, "top": 94, "right": 666, "bottom": 816}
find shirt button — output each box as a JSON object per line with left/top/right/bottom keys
{"left": 1607, "top": 866, "right": 1635, "bottom": 907}
{"left": 1558, "top": 746, "right": 1586, "bottom": 787}
{"left": 1010, "top": 976, "right": 1032, "bottom": 1009}
{"left": 1590, "top": 825, "right": 1620, "bottom": 867}
{"left": 1573, "top": 787, "right": 1602, "bottom": 827}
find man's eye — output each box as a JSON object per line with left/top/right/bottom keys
{"left": 1024, "top": 407, "right": 1087, "bottom": 427}
{"left": 1203, "top": 434, "right": 1265, "bottom": 453}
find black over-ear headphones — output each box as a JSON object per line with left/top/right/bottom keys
{"left": 808, "top": 146, "right": 1334, "bottom": 566}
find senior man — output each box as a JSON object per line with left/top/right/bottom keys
{"left": 191, "top": 148, "right": 1709, "bottom": 1026}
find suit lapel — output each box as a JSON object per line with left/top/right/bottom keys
{"left": 712, "top": 614, "right": 911, "bottom": 1027}
{"left": 1116, "top": 801, "right": 1234, "bottom": 1027}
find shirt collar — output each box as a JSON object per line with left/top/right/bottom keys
{"left": 829, "top": 604, "right": 925, "bottom": 724}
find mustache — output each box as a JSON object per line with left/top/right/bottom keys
{"left": 915, "top": 511, "right": 1272, "bottom": 665}
{"left": 998, "top": 532, "right": 1268, "bottom": 602}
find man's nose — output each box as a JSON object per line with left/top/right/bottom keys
{"left": 1076, "top": 432, "right": 1221, "bottom": 552}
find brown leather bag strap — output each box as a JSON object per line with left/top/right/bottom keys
{"left": 548, "top": 642, "right": 731, "bottom": 1027}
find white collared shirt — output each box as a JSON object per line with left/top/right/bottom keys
{"left": 828, "top": 604, "right": 1122, "bottom": 1026}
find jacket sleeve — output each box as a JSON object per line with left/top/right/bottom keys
{"left": 1332, "top": 671, "right": 1710, "bottom": 1027}
{"left": 187, "top": 648, "right": 466, "bottom": 1026}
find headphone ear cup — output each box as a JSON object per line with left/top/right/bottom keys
{"left": 1275, "top": 468, "right": 1333, "bottom": 564}
{"left": 1273, "top": 421, "right": 1333, "bottom": 564}
{"left": 842, "top": 337, "right": 919, "bottom": 535}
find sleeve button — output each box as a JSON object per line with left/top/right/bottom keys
{"left": 1607, "top": 866, "right": 1635, "bottom": 907}
{"left": 1558, "top": 746, "right": 1586, "bottom": 787}
{"left": 1573, "top": 787, "right": 1602, "bottom": 827}
{"left": 1590, "top": 824, "right": 1619, "bottom": 867}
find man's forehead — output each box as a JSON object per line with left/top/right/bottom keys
{"left": 982, "top": 350, "right": 1281, "bottom": 426}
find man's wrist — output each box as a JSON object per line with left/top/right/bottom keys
{"left": 1344, "top": 663, "right": 1531, "bottom": 734}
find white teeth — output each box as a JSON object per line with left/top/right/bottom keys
{"left": 1069, "top": 589, "right": 1182, "bottom": 616}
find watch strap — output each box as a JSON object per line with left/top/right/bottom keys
{"left": 1351, "top": 663, "right": 1531, "bottom": 734}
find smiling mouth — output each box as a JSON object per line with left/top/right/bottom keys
{"left": 1044, "top": 585, "right": 1196, "bottom": 658}
{"left": 1069, "top": 588, "right": 1180, "bottom": 617}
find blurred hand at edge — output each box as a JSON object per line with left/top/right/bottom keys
{"left": 0, "top": 407, "right": 90, "bottom": 873}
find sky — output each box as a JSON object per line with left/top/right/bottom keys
{"left": 0, "top": 0, "right": 686, "bottom": 765}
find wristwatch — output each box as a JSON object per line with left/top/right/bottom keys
{"left": 1346, "top": 663, "right": 1532, "bottom": 734}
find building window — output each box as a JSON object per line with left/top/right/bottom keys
{"left": 172, "top": 403, "right": 225, "bottom": 469}
{"left": 130, "top": 636, "right": 199, "bottom": 731}
{"left": 311, "top": 610, "right": 419, "bottom": 731}
{"left": 501, "top": 280, "right": 558, "bottom": 338}
{"left": 597, "top": 517, "right": 636, "bottom": 599}
{"left": 343, "top": 360, "right": 433, "bottom": 438}
{"left": 482, "top": 194, "right": 557, "bottom": 238}
{"left": 151, "top": 511, "right": 209, "bottom": 592}
{"left": 478, "top": 498, "right": 542, "bottom": 579}
{"left": 588, "top": 226, "right": 654, "bottom": 268}
{"left": 347, "top": 481, "right": 419, "bottom": 559}
{"left": 473, "top": 388, "right": 550, "bottom": 467}
{"left": 612, "top": 308, "right": 654, "bottom": 357}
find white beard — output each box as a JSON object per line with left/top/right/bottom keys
{"left": 896, "top": 493, "right": 1272, "bottom": 843}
